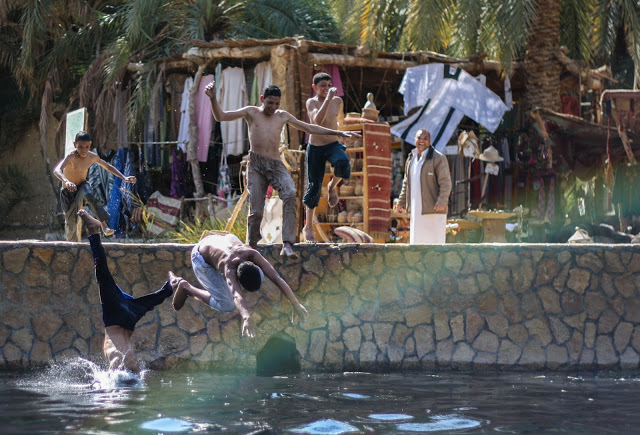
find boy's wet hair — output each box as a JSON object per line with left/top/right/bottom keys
{"left": 263, "top": 85, "right": 281, "bottom": 99}
{"left": 75, "top": 131, "right": 92, "bottom": 142}
{"left": 313, "top": 72, "right": 332, "bottom": 85}
{"left": 237, "top": 261, "right": 263, "bottom": 292}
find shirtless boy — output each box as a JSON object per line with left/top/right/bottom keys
{"left": 168, "top": 232, "right": 309, "bottom": 338}
{"left": 302, "top": 73, "right": 350, "bottom": 242}
{"left": 78, "top": 209, "right": 172, "bottom": 376}
{"left": 205, "top": 81, "right": 359, "bottom": 257}
{"left": 53, "top": 131, "right": 136, "bottom": 241}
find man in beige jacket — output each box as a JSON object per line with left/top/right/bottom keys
{"left": 395, "top": 129, "right": 452, "bottom": 244}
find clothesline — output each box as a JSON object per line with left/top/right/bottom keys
{"left": 108, "top": 138, "right": 247, "bottom": 146}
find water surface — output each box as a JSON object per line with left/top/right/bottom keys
{"left": 1, "top": 359, "right": 639, "bottom": 433}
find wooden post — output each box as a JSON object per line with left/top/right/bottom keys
{"left": 225, "top": 189, "right": 248, "bottom": 232}
{"left": 187, "top": 63, "right": 215, "bottom": 219}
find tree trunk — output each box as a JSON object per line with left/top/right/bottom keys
{"left": 524, "top": 0, "right": 563, "bottom": 112}
{"left": 525, "top": 0, "right": 563, "bottom": 171}
{"left": 187, "top": 64, "right": 214, "bottom": 219}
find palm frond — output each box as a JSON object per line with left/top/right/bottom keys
{"left": 405, "top": 0, "right": 449, "bottom": 52}
{"left": 620, "top": 0, "right": 640, "bottom": 86}
{"left": 594, "top": 0, "right": 621, "bottom": 62}
{"left": 0, "top": 0, "right": 23, "bottom": 25}
{"left": 560, "top": 0, "right": 595, "bottom": 61}
{"left": 449, "top": 0, "right": 485, "bottom": 56}
{"left": 490, "top": 0, "right": 537, "bottom": 74}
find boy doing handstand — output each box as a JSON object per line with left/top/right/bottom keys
{"left": 78, "top": 209, "right": 172, "bottom": 375}
{"left": 53, "top": 131, "right": 136, "bottom": 241}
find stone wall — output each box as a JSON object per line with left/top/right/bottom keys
{"left": 1, "top": 241, "right": 640, "bottom": 372}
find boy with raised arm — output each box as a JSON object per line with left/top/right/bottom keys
{"left": 53, "top": 131, "right": 136, "bottom": 241}
{"left": 204, "top": 81, "right": 359, "bottom": 258}
{"left": 302, "top": 72, "right": 350, "bottom": 242}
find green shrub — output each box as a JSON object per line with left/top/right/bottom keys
{"left": 167, "top": 211, "right": 248, "bottom": 244}
{"left": 0, "top": 165, "right": 33, "bottom": 227}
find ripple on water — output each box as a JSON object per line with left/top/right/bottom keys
{"left": 368, "top": 413, "right": 413, "bottom": 421}
{"left": 140, "top": 417, "right": 195, "bottom": 432}
{"left": 290, "top": 419, "right": 360, "bottom": 434}
{"left": 396, "top": 414, "right": 483, "bottom": 432}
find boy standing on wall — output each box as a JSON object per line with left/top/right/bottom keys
{"left": 53, "top": 131, "right": 136, "bottom": 241}
{"left": 204, "top": 81, "right": 359, "bottom": 258}
{"left": 301, "top": 72, "right": 351, "bottom": 242}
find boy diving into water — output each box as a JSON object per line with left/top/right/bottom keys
{"left": 78, "top": 209, "right": 172, "bottom": 375}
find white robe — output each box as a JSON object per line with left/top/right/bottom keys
{"left": 391, "top": 64, "right": 509, "bottom": 150}
{"left": 217, "top": 67, "right": 248, "bottom": 156}
{"left": 408, "top": 149, "right": 447, "bottom": 244}
{"left": 251, "top": 61, "right": 273, "bottom": 106}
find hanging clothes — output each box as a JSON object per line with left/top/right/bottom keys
{"left": 106, "top": 148, "right": 126, "bottom": 232}
{"left": 170, "top": 148, "right": 188, "bottom": 199}
{"left": 195, "top": 75, "right": 215, "bottom": 162}
{"left": 217, "top": 67, "right": 248, "bottom": 156}
{"left": 250, "top": 61, "right": 273, "bottom": 106}
{"left": 310, "top": 65, "right": 344, "bottom": 97}
{"left": 391, "top": 64, "right": 509, "bottom": 151}
{"left": 504, "top": 76, "right": 513, "bottom": 110}
{"left": 167, "top": 74, "right": 188, "bottom": 142}
{"left": 534, "top": 176, "right": 555, "bottom": 222}
{"left": 177, "top": 76, "right": 194, "bottom": 153}
{"left": 561, "top": 95, "right": 580, "bottom": 117}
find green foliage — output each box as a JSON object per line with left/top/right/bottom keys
{"left": 233, "top": 0, "right": 340, "bottom": 42}
{"left": 167, "top": 211, "right": 248, "bottom": 244}
{"left": 0, "top": 164, "right": 33, "bottom": 226}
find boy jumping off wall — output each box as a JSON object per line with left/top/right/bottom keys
{"left": 53, "top": 131, "right": 136, "bottom": 241}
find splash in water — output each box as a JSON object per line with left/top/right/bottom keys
{"left": 17, "top": 357, "right": 143, "bottom": 391}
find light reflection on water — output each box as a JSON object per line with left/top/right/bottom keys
{"left": 1, "top": 358, "right": 640, "bottom": 433}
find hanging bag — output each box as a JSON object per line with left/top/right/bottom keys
{"left": 217, "top": 149, "right": 232, "bottom": 200}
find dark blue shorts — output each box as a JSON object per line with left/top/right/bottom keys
{"left": 303, "top": 142, "right": 351, "bottom": 209}
{"left": 89, "top": 235, "right": 171, "bottom": 331}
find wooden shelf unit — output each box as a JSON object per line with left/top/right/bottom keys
{"left": 313, "top": 123, "right": 392, "bottom": 242}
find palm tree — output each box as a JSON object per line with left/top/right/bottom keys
{"left": 0, "top": 0, "right": 339, "bottom": 214}
{"left": 329, "top": 0, "right": 640, "bottom": 112}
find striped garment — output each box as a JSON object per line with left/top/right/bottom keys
{"left": 391, "top": 64, "right": 509, "bottom": 150}
{"left": 145, "top": 191, "right": 182, "bottom": 235}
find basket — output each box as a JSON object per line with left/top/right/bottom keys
{"left": 340, "top": 185, "right": 355, "bottom": 196}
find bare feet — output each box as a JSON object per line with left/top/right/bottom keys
{"left": 101, "top": 221, "right": 115, "bottom": 237}
{"left": 77, "top": 209, "right": 102, "bottom": 235}
{"left": 302, "top": 226, "right": 316, "bottom": 243}
{"left": 280, "top": 242, "right": 299, "bottom": 259}
{"left": 328, "top": 184, "right": 339, "bottom": 208}
{"left": 168, "top": 271, "right": 187, "bottom": 310}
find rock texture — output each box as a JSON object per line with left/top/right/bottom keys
{"left": 1, "top": 242, "right": 640, "bottom": 373}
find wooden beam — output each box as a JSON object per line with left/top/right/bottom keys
{"left": 184, "top": 46, "right": 273, "bottom": 62}
{"left": 308, "top": 53, "right": 417, "bottom": 69}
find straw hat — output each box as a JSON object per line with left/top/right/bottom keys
{"left": 479, "top": 145, "right": 504, "bottom": 162}
{"left": 457, "top": 130, "right": 480, "bottom": 158}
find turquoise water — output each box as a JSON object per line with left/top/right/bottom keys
{"left": 2, "top": 359, "right": 640, "bottom": 433}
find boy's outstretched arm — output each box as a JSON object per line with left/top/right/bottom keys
{"left": 95, "top": 158, "right": 136, "bottom": 184}
{"left": 250, "top": 252, "right": 309, "bottom": 325}
{"left": 205, "top": 80, "right": 251, "bottom": 122}
{"left": 285, "top": 113, "right": 360, "bottom": 139}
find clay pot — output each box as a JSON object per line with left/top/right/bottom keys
{"left": 337, "top": 211, "right": 348, "bottom": 223}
